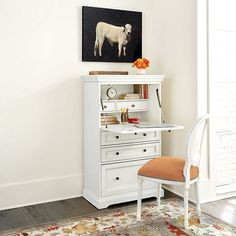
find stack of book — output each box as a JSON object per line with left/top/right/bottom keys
{"left": 119, "top": 93, "right": 141, "bottom": 100}
{"left": 133, "top": 84, "right": 148, "bottom": 99}
{"left": 101, "top": 115, "right": 119, "bottom": 125}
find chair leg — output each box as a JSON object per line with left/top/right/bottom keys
{"left": 184, "top": 187, "right": 189, "bottom": 229}
{"left": 137, "top": 176, "right": 143, "bottom": 221}
{"left": 157, "top": 183, "right": 162, "bottom": 207}
{"left": 195, "top": 182, "right": 201, "bottom": 216}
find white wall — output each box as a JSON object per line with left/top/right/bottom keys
{"left": 0, "top": 0, "right": 163, "bottom": 210}
{"left": 0, "top": 0, "right": 198, "bottom": 209}
{"left": 155, "top": 0, "right": 198, "bottom": 200}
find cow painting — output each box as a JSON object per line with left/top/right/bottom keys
{"left": 82, "top": 6, "right": 142, "bottom": 62}
{"left": 94, "top": 22, "right": 132, "bottom": 58}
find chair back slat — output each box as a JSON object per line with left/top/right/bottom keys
{"left": 183, "top": 115, "right": 209, "bottom": 182}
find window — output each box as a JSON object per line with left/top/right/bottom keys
{"left": 209, "top": 0, "right": 236, "bottom": 195}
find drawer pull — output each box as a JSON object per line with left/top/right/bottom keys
{"left": 104, "top": 105, "right": 107, "bottom": 109}
{"left": 134, "top": 132, "right": 137, "bottom": 135}
{"left": 132, "top": 104, "right": 135, "bottom": 108}
{"left": 143, "top": 133, "right": 147, "bottom": 136}
{"left": 116, "top": 136, "right": 119, "bottom": 139}
{"left": 115, "top": 177, "right": 120, "bottom": 181}
{"left": 116, "top": 152, "right": 119, "bottom": 156}
{"left": 143, "top": 149, "right": 147, "bottom": 152}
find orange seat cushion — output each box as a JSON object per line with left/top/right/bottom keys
{"left": 138, "top": 156, "right": 199, "bottom": 181}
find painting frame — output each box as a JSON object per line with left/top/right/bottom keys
{"left": 82, "top": 6, "right": 142, "bottom": 63}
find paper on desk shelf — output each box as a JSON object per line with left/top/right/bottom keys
{"left": 134, "top": 122, "right": 175, "bottom": 128}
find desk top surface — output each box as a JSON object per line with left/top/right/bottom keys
{"left": 81, "top": 75, "right": 165, "bottom": 84}
{"left": 101, "top": 124, "right": 184, "bottom": 134}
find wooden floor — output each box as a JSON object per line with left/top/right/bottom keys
{"left": 202, "top": 197, "right": 236, "bottom": 228}
{"left": 0, "top": 190, "right": 235, "bottom": 232}
{"left": 0, "top": 191, "right": 176, "bottom": 232}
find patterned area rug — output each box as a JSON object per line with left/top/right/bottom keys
{"left": 2, "top": 198, "right": 236, "bottom": 236}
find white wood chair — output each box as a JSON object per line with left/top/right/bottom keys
{"left": 136, "top": 115, "right": 209, "bottom": 229}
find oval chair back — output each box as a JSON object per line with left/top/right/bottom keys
{"left": 183, "top": 114, "right": 210, "bottom": 184}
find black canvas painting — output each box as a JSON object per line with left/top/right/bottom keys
{"left": 82, "top": 6, "right": 142, "bottom": 63}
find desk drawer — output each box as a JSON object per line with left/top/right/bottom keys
{"left": 102, "top": 159, "right": 155, "bottom": 196}
{"left": 101, "top": 142, "right": 160, "bottom": 163}
{"left": 117, "top": 100, "right": 149, "bottom": 111}
{"left": 100, "top": 100, "right": 149, "bottom": 113}
{"left": 101, "top": 131, "right": 160, "bottom": 146}
{"left": 101, "top": 102, "right": 115, "bottom": 112}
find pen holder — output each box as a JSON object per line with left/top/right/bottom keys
{"left": 121, "top": 109, "right": 129, "bottom": 124}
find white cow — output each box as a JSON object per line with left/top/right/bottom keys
{"left": 94, "top": 22, "right": 132, "bottom": 58}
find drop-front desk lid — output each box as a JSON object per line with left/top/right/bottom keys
{"left": 101, "top": 123, "right": 184, "bottom": 134}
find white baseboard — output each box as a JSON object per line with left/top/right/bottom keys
{"left": 216, "top": 191, "right": 236, "bottom": 201}
{"left": 0, "top": 174, "right": 83, "bottom": 210}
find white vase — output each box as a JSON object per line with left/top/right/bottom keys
{"left": 136, "top": 69, "right": 146, "bottom": 74}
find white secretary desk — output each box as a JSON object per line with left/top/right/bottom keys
{"left": 82, "top": 75, "right": 183, "bottom": 209}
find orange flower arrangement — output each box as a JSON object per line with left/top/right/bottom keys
{"left": 132, "top": 57, "right": 150, "bottom": 69}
